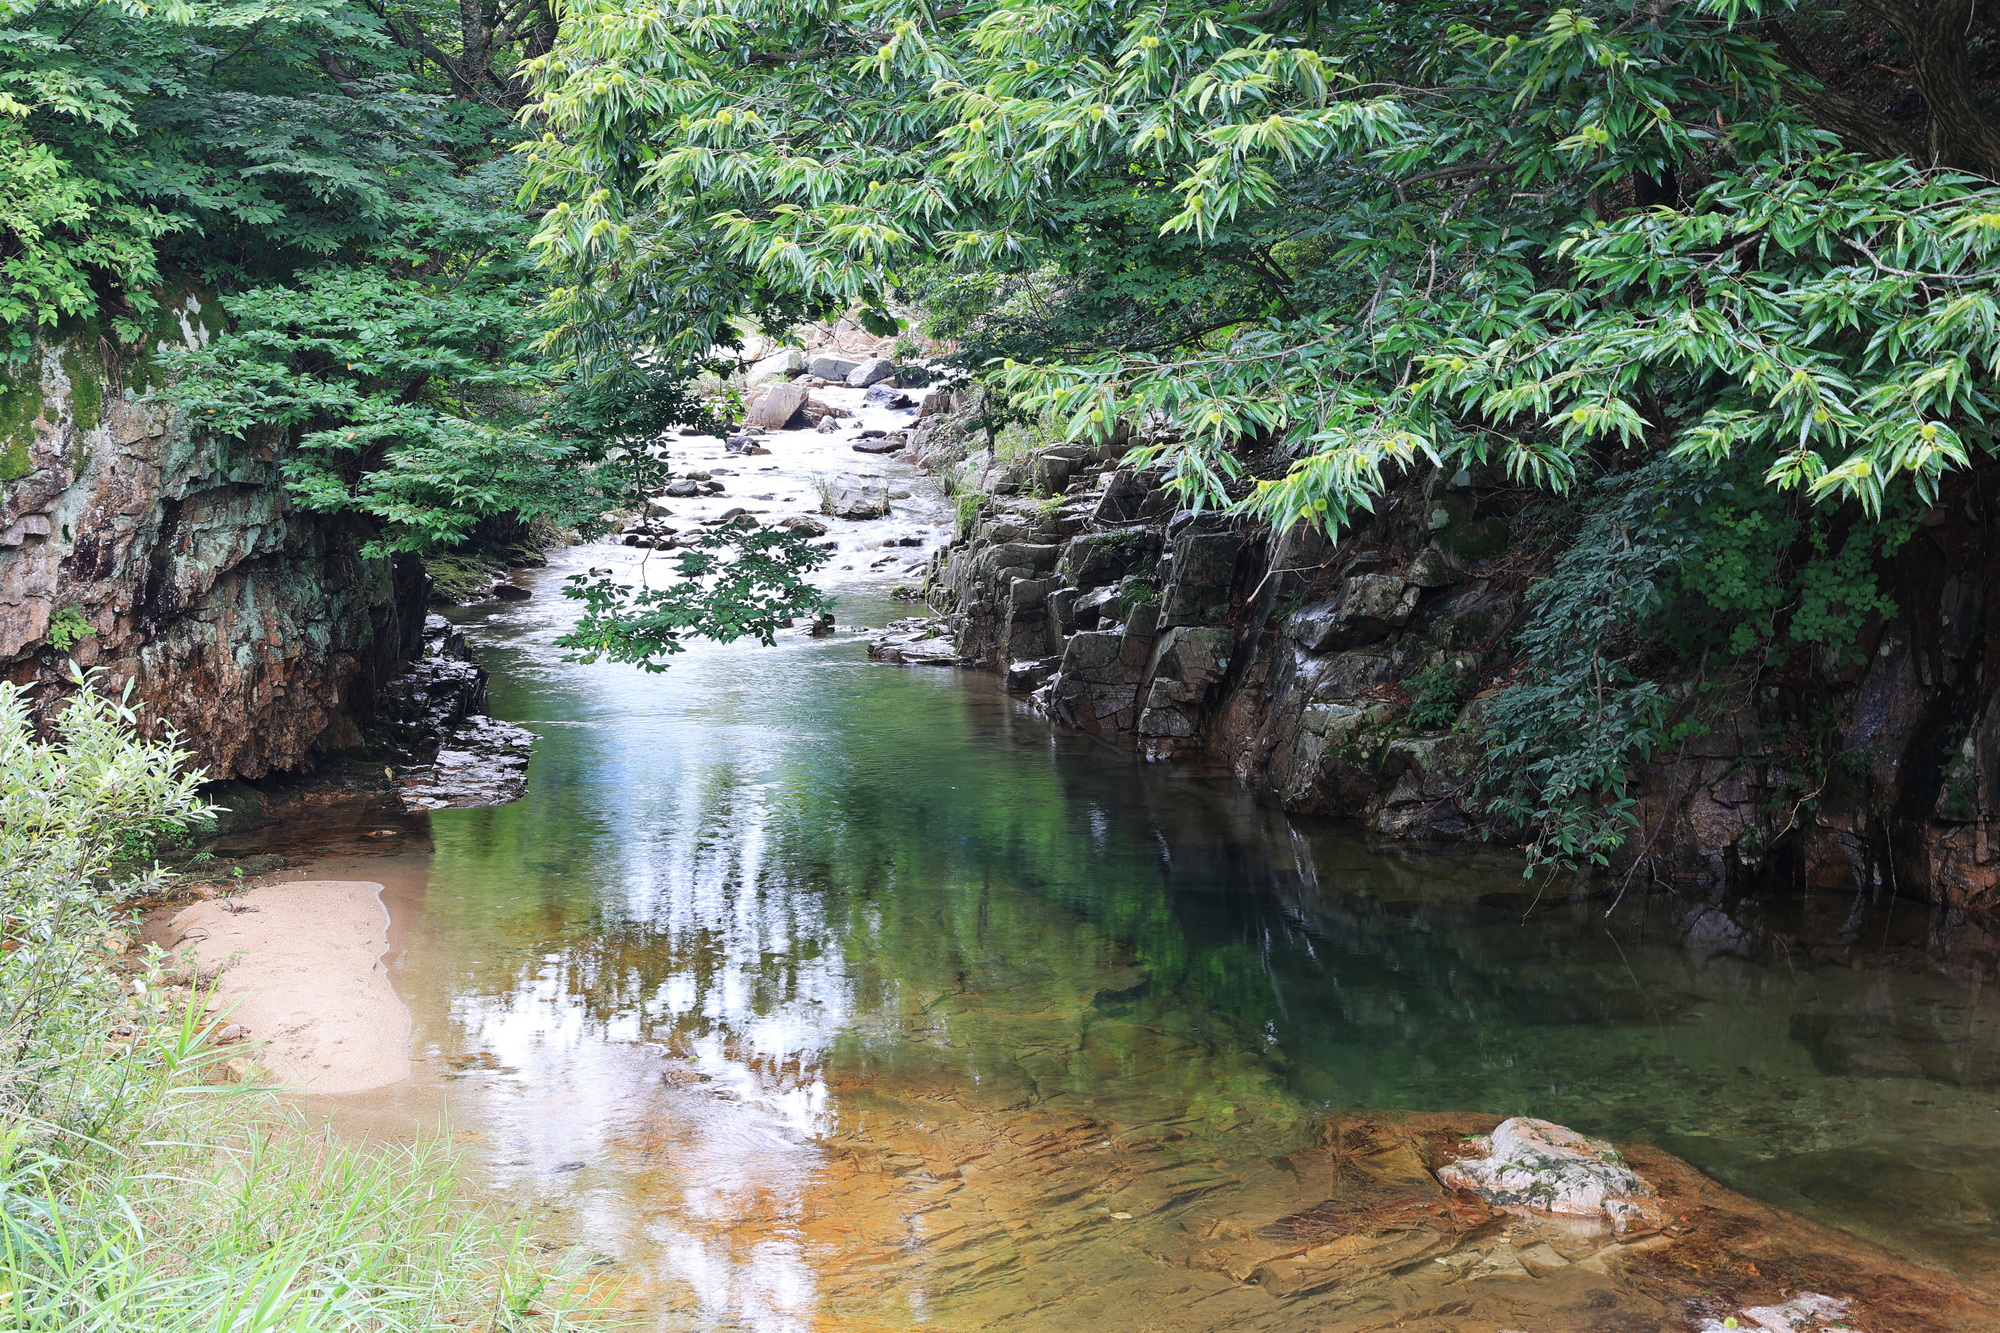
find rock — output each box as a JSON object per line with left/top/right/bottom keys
{"left": 490, "top": 583, "right": 531, "bottom": 601}
{"left": 853, "top": 437, "right": 905, "bottom": 454}
{"left": 1406, "top": 544, "right": 1458, "bottom": 588}
{"left": 1159, "top": 531, "right": 1244, "bottom": 628}
{"left": 779, "top": 515, "right": 829, "bottom": 538}
{"left": 829, "top": 475, "right": 890, "bottom": 519}
{"left": 808, "top": 354, "right": 859, "bottom": 381}
{"left": 864, "top": 385, "right": 914, "bottom": 407}
{"left": 744, "top": 348, "right": 806, "bottom": 384}
{"left": 745, "top": 383, "right": 810, "bottom": 430}
{"left": 1064, "top": 529, "right": 1162, "bottom": 590}
{"left": 846, "top": 356, "right": 897, "bottom": 387}
{"left": 399, "top": 715, "right": 537, "bottom": 810}
{"left": 1436, "top": 1117, "right": 1668, "bottom": 1239}
{"left": 867, "top": 617, "right": 965, "bottom": 665}
{"left": 799, "top": 395, "right": 834, "bottom": 425}
{"left": 1094, "top": 470, "right": 1167, "bottom": 524}
{"left": 663, "top": 479, "right": 701, "bottom": 497}
{"left": 1696, "top": 1293, "right": 1864, "bottom": 1333}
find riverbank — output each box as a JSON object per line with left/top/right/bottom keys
{"left": 166, "top": 879, "right": 411, "bottom": 1095}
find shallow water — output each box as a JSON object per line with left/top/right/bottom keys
{"left": 322, "top": 544, "right": 2000, "bottom": 1328}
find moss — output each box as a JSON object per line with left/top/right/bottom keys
{"left": 1428, "top": 493, "right": 1510, "bottom": 561}
{"left": 0, "top": 365, "right": 45, "bottom": 484}
{"left": 59, "top": 345, "right": 104, "bottom": 434}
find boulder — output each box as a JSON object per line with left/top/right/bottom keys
{"left": 829, "top": 475, "right": 889, "bottom": 519}
{"left": 808, "top": 353, "right": 859, "bottom": 381}
{"left": 853, "top": 437, "right": 905, "bottom": 454}
{"left": 778, "top": 515, "right": 829, "bottom": 538}
{"left": 846, "top": 356, "right": 897, "bottom": 387}
{"left": 663, "top": 479, "right": 701, "bottom": 498}
{"left": 744, "top": 349, "right": 806, "bottom": 384}
{"left": 745, "top": 383, "right": 810, "bottom": 430}
{"left": 1436, "top": 1117, "right": 1667, "bottom": 1239}
{"left": 864, "top": 385, "right": 914, "bottom": 407}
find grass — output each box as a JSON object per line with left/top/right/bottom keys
{"left": 0, "top": 674, "right": 614, "bottom": 1332}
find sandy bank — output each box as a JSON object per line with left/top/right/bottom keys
{"left": 168, "top": 880, "right": 411, "bottom": 1095}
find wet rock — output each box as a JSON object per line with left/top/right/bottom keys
{"left": 780, "top": 515, "right": 830, "bottom": 538}
{"left": 868, "top": 618, "right": 964, "bottom": 665}
{"left": 829, "top": 475, "right": 890, "bottom": 519}
{"left": 399, "top": 715, "right": 536, "bottom": 811}
{"left": 1437, "top": 1117, "right": 1667, "bottom": 1239}
{"left": 853, "top": 437, "right": 905, "bottom": 454}
{"left": 846, "top": 356, "right": 897, "bottom": 387}
{"left": 1696, "top": 1293, "right": 1863, "bottom": 1333}
{"left": 490, "top": 583, "right": 531, "bottom": 601}
{"left": 863, "top": 385, "right": 914, "bottom": 407}
{"left": 663, "top": 479, "right": 702, "bottom": 498}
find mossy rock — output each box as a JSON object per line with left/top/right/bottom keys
{"left": 0, "top": 365, "right": 46, "bottom": 484}
{"left": 1426, "top": 493, "right": 1509, "bottom": 561}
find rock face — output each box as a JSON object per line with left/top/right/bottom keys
{"left": 902, "top": 397, "right": 2000, "bottom": 911}
{"left": 0, "top": 299, "right": 435, "bottom": 778}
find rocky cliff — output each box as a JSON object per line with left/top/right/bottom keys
{"left": 0, "top": 300, "right": 431, "bottom": 778}
{"left": 883, "top": 398, "right": 2000, "bottom": 914}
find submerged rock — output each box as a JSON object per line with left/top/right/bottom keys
{"left": 1437, "top": 1116, "right": 1667, "bottom": 1238}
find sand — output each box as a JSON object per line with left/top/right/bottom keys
{"left": 167, "top": 880, "right": 411, "bottom": 1095}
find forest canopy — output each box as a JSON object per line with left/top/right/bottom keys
{"left": 522, "top": 0, "right": 2000, "bottom": 527}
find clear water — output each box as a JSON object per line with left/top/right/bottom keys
{"left": 324, "top": 550, "right": 2000, "bottom": 1329}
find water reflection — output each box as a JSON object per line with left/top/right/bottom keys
{"left": 330, "top": 547, "right": 2000, "bottom": 1328}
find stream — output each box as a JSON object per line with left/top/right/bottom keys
{"left": 303, "top": 535, "right": 2000, "bottom": 1330}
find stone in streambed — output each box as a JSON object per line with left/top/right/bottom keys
{"left": 846, "top": 356, "right": 896, "bottom": 387}
{"left": 808, "top": 354, "right": 859, "bottom": 381}
{"left": 829, "top": 475, "right": 889, "bottom": 519}
{"left": 1436, "top": 1116, "right": 1667, "bottom": 1238}
{"left": 745, "top": 382, "right": 810, "bottom": 429}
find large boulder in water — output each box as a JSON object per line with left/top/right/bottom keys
{"left": 829, "top": 474, "right": 889, "bottom": 519}
{"left": 746, "top": 382, "right": 809, "bottom": 429}
{"left": 1437, "top": 1116, "right": 1667, "bottom": 1239}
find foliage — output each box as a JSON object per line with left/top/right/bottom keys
{"left": 43, "top": 605, "right": 92, "bottom": 651}
{"left": 154, "top": 264, "right": 619, "bottom": 557}
{"left": 522, "top": 0, "right": 2000, "bottom": 524}
{"left": 1477, "top": 462, "right": 1696, "bottom": 873}
{"left": 1672, "top": 465, "right": 1920, "bottom": 663}
{"left": 1402, "top": 662, "right": 1469, "bottom": 732}
{"left": 557, "top": 523, "right": 831, "bottom": 670}
{"left": 0, "top": 672, "right": 600, "bottom": 1331}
